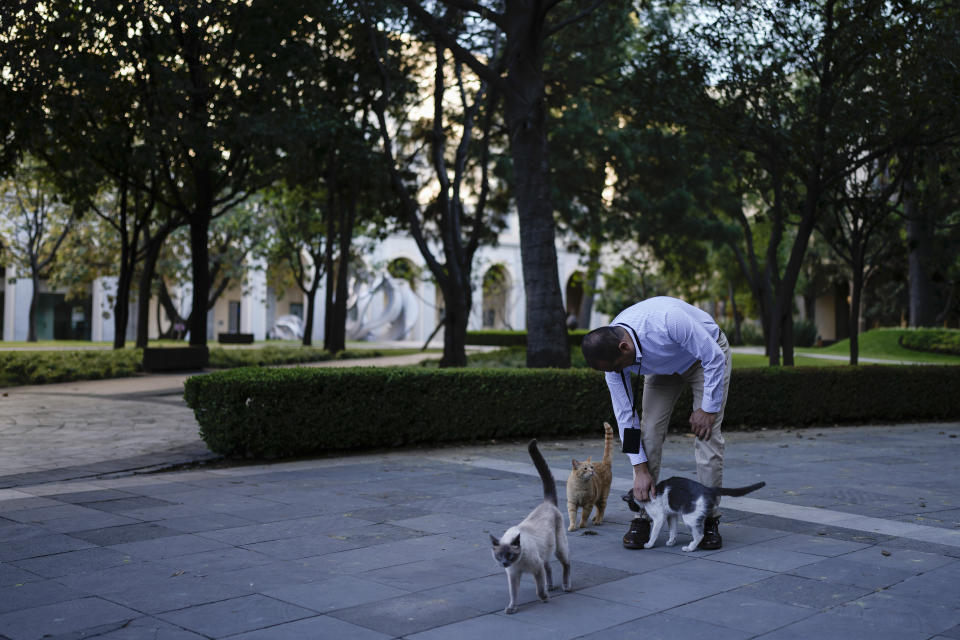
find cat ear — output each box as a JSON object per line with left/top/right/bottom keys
{"left": 571, "top": 459, "right": 579, "bottom": 469}
{"left": 510, "top": 533, "right": 521, "bottom": 548}
{"left": 489, "top": 534, "right": 499, "bottom": 546}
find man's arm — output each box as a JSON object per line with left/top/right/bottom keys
{"left": 604, "top": 370, "right": 648, "bottom": 466}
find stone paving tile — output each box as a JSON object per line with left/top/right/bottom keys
{"left": 204, "top": 559, "right": 336, "bottom": 592}
{"left": 405, "top": 612, "right": 560, "bottom": 640}
{"left": 754, "top": 532, "right": 873, "bottom": 556}
{"left": 0, "top": 596, "right": 140, "bottom": 640}
{"left": 0, "top": 562, "right": 42, "bottom": 587}
{"left": 327, "top": 591, "right": 487, "bottom": 637}
{"left": 789, "top": 556, "right": 921, "bottom": 590}
{"left": 153, "top": 547, "right": 275, "bottom": 575}
{"left": 576, "top": 612, "right": 753, "bottom": 640}
{"left": 840, "top": 545, "right": 958, "bottom": 572}
{"left": 0, "top": 532, "right": 95, "bottom": 562}
{"left": 263, "top": 574, "right": 410, "bottom": 613}
{"left": 883, "top": 560, "right": 960, "bottom": 603}
{"left": 828, "top": 591, "right": 960, "bottom": 637}
{"left": 226, "top": 615, "right": 392, "bottom": 640}
{"left": 0, "top": 580, "right": 84, "bottom": 615}
{"left": 69, "top": 522, "right": 184, "bottom": 546}
{"left": 79, "top": 616, "right": 207, "bottom": 639}
{"left": 1, "top": 503, "right": 99, "bottom": 525}
{"left": 0, "top": 496, "right": 61, "bottom": 512}
{"left": 108, "top": 533, "right": 233, "bottom": 560}
{"left": 155, "top": 594, "right": 315, "bottom": 638}
{"left": 154, "top": 512, "right": 258, "bottom": 534}
{"left": 641, "top": 556, "right": 777, "bottom": 591}
{"left": 46, "top": 489, "right": 141, "bottom": 504}
{"left": 41, "top": 510, "right": 142, "bottom": 534}
{"left": 240, "top": 533, "right": 361, "bottom": 560}
{"left": 729, "top": 573, "right": 872, "bottom": 610}
{"left": 56, "top": 565, "right": 252, "bottom": 615}
{"left": 490, "top": 591, "right": 652, "bottom": 639}
{"left": 11, "top": 547, "right": 133, "bottom": 578}
{"left": 755, "top": 609, "right": 940, "bottom": 640}
{"left": 577, "top": 573, "right": 723, "bottom": 611}
{"left": 668, "top": 591, "right": 815, "bottom": 634}
{"left": 195, "top": 513, "right": 377, "bottom": 546}
{"left": 939, "top": 624, "right": 960, "bottom": 639}
{"left": 704, "top": 545, "right": 824, "bottom": 572}
{"left": 362, "top": 559, "right": 496, "bottom": 592}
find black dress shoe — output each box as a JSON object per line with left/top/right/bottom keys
{"left": 699, "top": 515, "right": 722, "bottom": 550}
{"left": 622, "top": 517, "right": 650, "bottom": 549}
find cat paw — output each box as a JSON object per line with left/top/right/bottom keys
{"left": 567, "top": 524, "right": 577, "bottom": 532}
{"left": 665, "top": 538, "right": 676, "bottom": 546}
{"left": 504, "top": 606, "right": 518, "bottom": 614}
{"left": 537, "top": 592, "right": 550, "bottom": 603}
{"left": 563, "top": 583, "right": 572, "bottom": 592}
{"left": 592, "top": 518, "right": 603, "bottom": 525}
{"left": 643, "top": 541, "right": 655, "bottom": 549}
{"left": 681, "top": 544, "right": 696, "bottom": 552}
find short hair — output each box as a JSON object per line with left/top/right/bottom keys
{"left": 581, "top": 326, "right": 623, "bottom": 368}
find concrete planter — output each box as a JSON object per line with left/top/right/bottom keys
{"left": 143, "top": 346, "right": 209, "bottom": 372}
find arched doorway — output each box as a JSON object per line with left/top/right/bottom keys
{"left": 482, "top": 264, "right": 511, "bottom": 329}
{"left": 565, "top": 271, "right": 585, "bottom": 329}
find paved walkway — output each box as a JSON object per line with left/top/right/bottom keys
{"left": 1, "top": 353, "right": 959, "bottom": 639}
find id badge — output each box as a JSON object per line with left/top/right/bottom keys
{"left": 621, "top": 427, "right": 642, "bottom": 454}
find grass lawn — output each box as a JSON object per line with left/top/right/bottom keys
{"left": 795, "top": 328, "right": 960, "bottom": 365}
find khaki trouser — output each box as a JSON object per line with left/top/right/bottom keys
{"left": 640, "top": 331, "right": 731, "bottom": 517}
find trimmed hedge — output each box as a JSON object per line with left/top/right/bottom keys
{"left": 466, "top": 330, "right": 589, "bottom": 347}
{"left": 183, "top": 364, "right": 960, "bottom": 458}
{"left": 899, "top": 329, "right": 960, "bottom": 356}
{"left": 0, "top": 349, "right": 143, "bottom": 386}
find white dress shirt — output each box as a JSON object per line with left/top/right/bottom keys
{"left": 604, "top": 297, "right": 726, "bottom": 465}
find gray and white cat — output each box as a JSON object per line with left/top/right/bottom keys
{"left": 624, "top": 477, "right": 766, "bottom": 551}
{"left": 490, "top": 439, "right": 572, "bottom": 614}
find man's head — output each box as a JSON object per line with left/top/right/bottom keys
{"left": 581, "top": 326, "right": 636, "bottom": 372}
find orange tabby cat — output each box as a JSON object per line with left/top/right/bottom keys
{"left": 565, "top": 422, "right": 614, "bottom": 531}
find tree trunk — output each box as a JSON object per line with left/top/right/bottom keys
{"left": 329, "top": 195, "right": 356, "bottom": 353}
{"left": 113, "top": 264, "right": 132, "bottom": 349}
{"left": 323, "top": 212, "right": 336, "bottom": 352}
{"left": 440, "top": 284, "right": 469, "bottom": 367}
{"left": 501, "top": 11, "right": 568, "bottom": 368}
{"left": 848, "top": 270, "right": 862, "bottom": 365}
{"left": 302, "top": 269, "right": 318, "bottom": 348}
{"left": 728, "top": 280, "right": 743, "bottom": 345}
{"left": 28, "top": 270, "right": 40, "bottom": 342}
{"left": 905, "top": 189, "right": 938, "bottom": 327}
{"left": 188, "top": 215, "right": 210, "bottom": 347}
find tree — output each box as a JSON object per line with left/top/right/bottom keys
{"left": 817, "top": 157, "right": 904, "bottom": 363}
{"left": 675, "top": 0, "right": 955, "bottom": 365}
{"left": 0, "top": 159, "right": 74, "bottom": 342}
{"left": 397, "top": 0, "right": 613, "bottom": 368}
{"left": 9, "top": 2, "right": 330, "bottom": 352}
{"left": 153, "top": 205, "right": 265, "bottom": 340}
{"left": 544, "top": 3, "right": 635, "bottom": 329}
{"left": 369, "top": 8, "right": 506, "bottom": 366}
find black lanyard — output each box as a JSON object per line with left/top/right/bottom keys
{"left": 615, "top": 323, "right": 642, "bottom": 426}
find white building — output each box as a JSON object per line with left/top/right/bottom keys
{"left": 1, "top": 215, "right": 602, "bottom": 345}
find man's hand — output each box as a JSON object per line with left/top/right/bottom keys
{"left": 632, "top": 463, "right": 656, "bottom": 501}
{"left": 689, "top": 408, "right": 716, "bottom": 441}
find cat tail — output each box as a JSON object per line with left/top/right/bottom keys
{"left": 717, "top": 481, "right": 766, "bottom": 497}
{"left": 528, "top": 439, "right": 558, "bottom": 506}
{"left": 601, "top": 422, "right": 614, "bottom": 466}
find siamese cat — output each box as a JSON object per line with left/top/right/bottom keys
{"left": 490, "top": 439, "right": 572, "bottom": 614}
{"left": 624, "top": 477, "right": 766, "bottom": 551}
